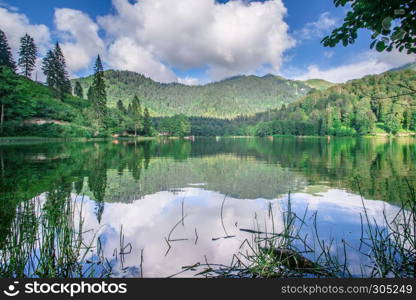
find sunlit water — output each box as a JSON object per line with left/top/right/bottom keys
{"left": 0, "top": 137, "right": 415, "bottom": 277}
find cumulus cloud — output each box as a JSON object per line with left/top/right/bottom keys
{"left": 54, "top": 8, "right": 105, "bottom": 73}
{"left": 107, "top": 37, "right": 177, "bottom": 83}
{"left": 0, "top": 7, "right": 51, "bottom": 55}
{"left": 295, "top": 50, "right": 416, "bottom": 83}
{"left": 98, "top": 0, "right": 295, "bottom": 82}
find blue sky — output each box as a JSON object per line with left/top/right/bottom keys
{"left": 0, "top": 0, "right": 414, "bottom": 84}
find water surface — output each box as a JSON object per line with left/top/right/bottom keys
{"left": 1, "top": 137, "right": 415, "bottom": 277}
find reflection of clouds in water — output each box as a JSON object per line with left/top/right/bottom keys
{"left": 77, "top": 189, "right": 283, "bottom": 277}
{"left": 75, "top": 188, "right": 400, "bottom": 277}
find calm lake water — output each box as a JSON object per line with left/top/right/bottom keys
{"left": 0, "top": 137, "right": 415, "bottom": 277}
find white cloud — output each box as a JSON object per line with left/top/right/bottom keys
{"left": 178, "top": 77, "right": 200, "bottom": 86}
{"left": 98, "top": 0, "right": 295, "bottom": 82}
{"left": 296, "top": 12, "right": 336, "bottom": 40}
{"left": 0, "top": 7, "right": 51, "bottom": 55}
{"left": 107, "top": 37, "right": 177, "bottom": 83}
{"left": 54, "top": 8, "right": 105, "bottom": 73}
{"left": 295, "top": 50, "right": 416, "bottom": 83}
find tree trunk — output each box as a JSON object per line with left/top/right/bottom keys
{"left": 0, "top": 103, "right": 4, "bottom": 135}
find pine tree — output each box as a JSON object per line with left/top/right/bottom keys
{"left": 90, "top": 55, "right": 107, "bottom": 127}
{"left": 116, "top": 99, "right": 125, "bottom": 114}
{"left": 0, "top": 66, "right": 19, "bottom": 134}
{"left": 18, "top": 34, "right": 37, "bottom": 78}
{"left": 143, "top": 107, "right": 152, "bottom": 136}
{"left": 42, "top": 43, "right": 71, "bottom": 99}
{"left": 87, "top": 85, "right": 94, "bottom": 101}
{"left": 0, "top": 29, "right": 16, "bottom": 72}
{"left": 41, "top": 50, "right": 56, "bottom": 87}
{"left": 131, "top": 95, "right": 143, "bottom": 136}
{"left": 53, "top": 43, "right": 71, "bottom": 98}
{"left": 74, "top": 81, "right": 84, "bottom": 98}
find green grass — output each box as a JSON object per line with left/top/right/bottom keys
{"left": 188, "top": 180, "right": 416, "bottom": 278}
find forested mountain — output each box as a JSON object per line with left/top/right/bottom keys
{"left": 73, "top": 71, "right": 318, "bottom": 118}
{"left": 249, "top": 69, "right": 416, "bottom": 136}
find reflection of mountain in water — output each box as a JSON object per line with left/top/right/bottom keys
{"left": 1, "top": 137, "right": 415, "bottom": 207}
{"left": 99, "top": 155, "right": 307, "bottom": 203}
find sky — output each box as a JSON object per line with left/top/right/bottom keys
{"left": 0, "top": 0, "right": 414, "bottom": 84}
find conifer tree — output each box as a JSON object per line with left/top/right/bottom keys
{"left": 53, "top": 43, "right": 71, "bottom": 97}
{"left": 18, "top": 34, "right": 37, "bottom": 78}
{"left": 116, "top": 99, "right": 125, "bottom": 114}
{"left": 143, "top": 107, "right": 152, "bottom": 136}
{"left": 42, "top": 43, "right": 71, "bottom": 99}
{"left": 90, "top": 55, "right": 107, "bottom": 127}
{"left": 41, "top": 50, "right": 56, "bottom": 87}
{"left": 0, "top": 29, "right": 16, "bottom": 71}
{"left": 74, "top": 81, "right": 84, "bottom": 98}
{"left": 131, "top": 95, "right": 143, "bottom": 136}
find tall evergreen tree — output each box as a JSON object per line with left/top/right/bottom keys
{"left": 41, "top": 50, "right": 56, "bottom": 87}
{"left": 74, "top": 81, "right": 84, "bottom": 98}
{"left": 18, "top": 34, "right": 37, "bottom": 78}
{"left": 116, "top": 99, "right": 125, "bottom": 114}
{"left": 42, "top": 43, "right": 71, "bottom": 99}
{"left": 90, "top": 55, "right": 107, "bottom": 127}
{"left": 143, "top": 107, "right": 152, "bottom": 136}
{"left": 53, "top": 43, "right": 71, "bottom": 98}
{"left": 0, "top": 29, "right": 16, "bottom": 72}
{"left": 131, "top": 95, "right": 143, "bottom": 136}
{"left": 0, "top": 66, "right": 19, "bottom": 134}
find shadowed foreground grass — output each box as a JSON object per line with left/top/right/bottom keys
{"left": 186, "top": 180, "right": 415, "bottom": 278}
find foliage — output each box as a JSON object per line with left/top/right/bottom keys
{"left": 0, "top": 29, "right": 16, "bottom": 72}
{"left": 322, "top": 0, "right": 416, "bottom": 54}
{"left": 74, "top": 71, "right": 315, "bottom": 119}
{"left": 73, "top": 81, "right": 84, "bottom": 99}
{"left": 248, "top": 70, "right": 416, "bottom": 137}
{"left": 89, "top": 55, "right": 107, "bottom": 129}
{"left": 41, "top": 43, "right": 71, "bottom": 99}
{"left": 18, "top": 34, "right": 37, "bottom": 78}
{"left": 159, "top": 114, "right": 191, "bottom": 137}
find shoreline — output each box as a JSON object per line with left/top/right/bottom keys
{"left": 1, "top": 133, "right": 415, "bottom": 144}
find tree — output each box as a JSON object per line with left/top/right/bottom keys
{"left": 90, "top": 55, "right": 107, "bottom": 128}
{"left": 41, "top": 43, "right": 71, "bottom": 99}
{"left": 143, "top": 107, "right": 153, "bottom": 136}
{"left": 18, "top": 34, "right": 37, "bottom": 78}
{"left": 0, "top": 66, "right": 19, "bottom": 134}
{"left": 73, "top": 81, "right": 84, "bottom": 98}
{"left": 116, "top": 99, "right": 125, "bottom": 114}
{"left": 322, "top": 0, "right": 416, "bottom": 54}
{"left": 0, "top": 29, "right": 16, "bottom": 72}
{"left": 160, "top": 114, "right": 191, "bottom": 137}
{"left": 41, "top": 50, "right": 56, "bottom": 88}
{"left": 53, "top": 43, "right": 71, "bottom": 97}
{"left": 130, "top": 95, "right": 143, "bottom": 136}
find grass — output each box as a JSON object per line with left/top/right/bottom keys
{"left": 188, "top": 179, "right": 416, "bottom": 278}
{"left": 0, "top": 191, "right": 132, "bottom": 278}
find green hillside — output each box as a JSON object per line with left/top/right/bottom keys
{"left": 249, "top": 69, "right": 416, "bottom": 137}
{"left": 304, "top": 79, "right": 336, "bottom": 91}
{"left": 73, "top": 71, "right": 314, "bottom": 119}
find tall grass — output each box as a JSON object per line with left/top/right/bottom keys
{"left": 191, "top": 181, "right": 416, "bottom": 278}
{"left": 0, "top": 191, "right": 127, "bottom": 278}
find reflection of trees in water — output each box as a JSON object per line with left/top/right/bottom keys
{"left": 0, "top": 137, "right": 415, "bottom": 207}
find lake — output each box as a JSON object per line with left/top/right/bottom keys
{"left": 0, "top": 137, "right": 415, "bottom": 277}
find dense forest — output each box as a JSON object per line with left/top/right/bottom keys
{"left": 74, "top": 71, "right": 317, "bottom": 119}
{"left": 0, "top": 30, "right": 156, "bottom": 138}
{"left": 1, "top": 27, "right": 415, "bottom": 138}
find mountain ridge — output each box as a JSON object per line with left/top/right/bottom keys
{"left": 73, "top": 70, "right": 328, "bottom": 119}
